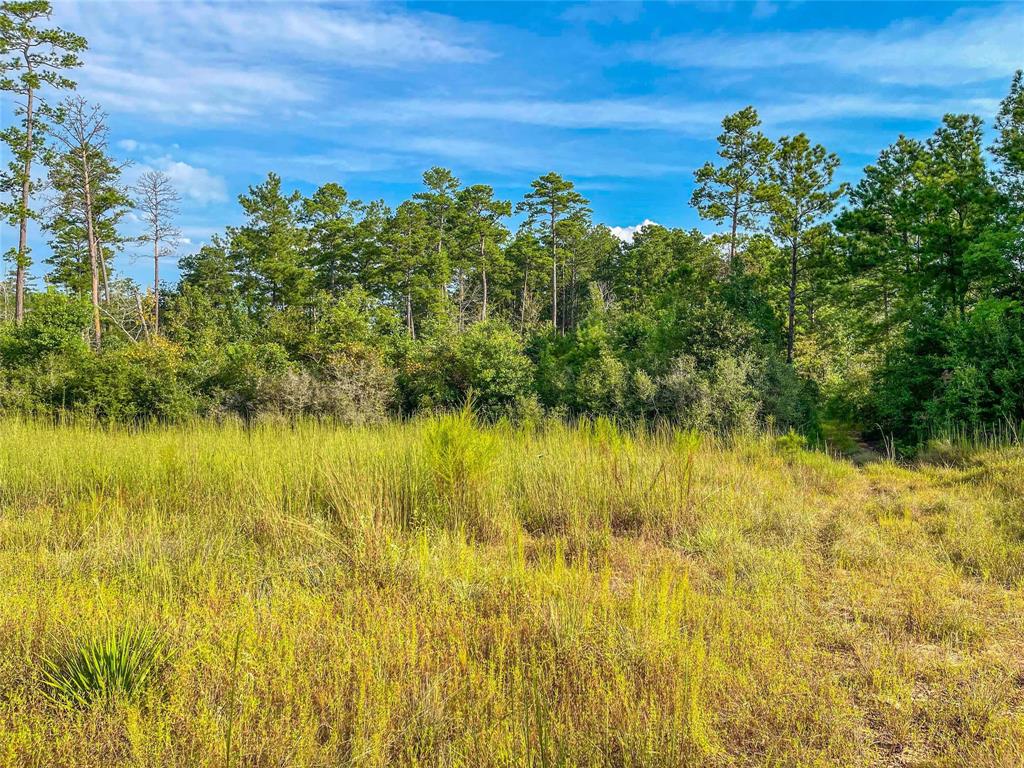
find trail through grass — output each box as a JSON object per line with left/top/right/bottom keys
{"left": 1, "top": 417, "right": 1023, "bottom": 766}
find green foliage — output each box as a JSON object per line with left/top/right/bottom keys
{"left": 1, "top": 0, "right": 87, "bottom": 316}
{"left": 417, "top": 405, "right": 499, "bottom": 535}
{"left": 834, "top": 92, "right": 1024, "bottom": 444}
{"left": 774, "top": 428, "right": 808, "bottom": 456}
{"left": 691, "top": 106, "right": 774, "bottom": 263}
{"left": 1, "top": 63, "right": 1022, "bottom": 446}
{"left": 40, "top": 624, "right": 168, "bottom": 708}
{"left": 0, "top": 287, "right": 88, "bottom": 362}
{"left": 400, "top": 320, "right": 535, "bottom": 418}
{"left": 656, "top": 352, "right": 759, "bottom": 434}
{"left": 516, "top": 172, "right": 591, "bottom": 329}
{"left": 230, "top": 173, "right": 311, "bottom": 311}
{"left": 72, "top": 340, "right": 199, "bottom": 422}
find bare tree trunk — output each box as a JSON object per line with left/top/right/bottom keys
{"left": 520, "top": 258, "right": 529, "bottom": 331}
{"left": 550, "top": 208, "right": 557, "bottom": 329}
{"left": 729, "top": 192, "right": 740, "bottom": 269}
{"left": 480, "top": 235, "right": 488, "bottom": 322}
{"left": 83, "top": 157, "right": 101, "bottom": 347}
{"left": 98, "top": 233, "right": 110, "bottom": 304}
{"left": 457, "top": 269, "right": 465, "bottom": 331}
{"left": 136, "top": 289, "right": 151, "bottom": 341}
{"left": 569, "top": 258, "right": 578, "bottom": 331}
{"left": 153, "top": 238, "right": 160, "bottom": 334}
{"left": 437, "top": 232, "right": 446, "bottom": 307}
{"left": 787, "top": 238, "right": 798, "bottom": 364}
{"left": 14, "top": 82, "right": 34, "bottom": 324}
{"left": 559, "top": 253, "right": 566, "bottom": 332}
{"left": 405, "top": 271, "right": 415, "bottom": 339}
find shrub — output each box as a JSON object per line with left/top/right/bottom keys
{"left": 206, "top": 340, "right": 291, "bottom": 419}
{"left": 399, "top": 321, "right": 535, "bottom": 419}
{"left": 251, "top": 352, "right": 396, "bottom": 422}
{"left": 657, "top": 352, "right": 758, "bottom": 434}
{"left": 775, "top": 428, "right": 809, "bottom": 456}
{"left": 0, "top": 290, "right": 91, "bottom": 366}
{"left": 72, "top": 340, "right": 200, "bottom": 422}
{"left": 416, "top": 406, "right": 498, "bottom": 536}
{"left": 574, "top": 349, "right": 627, "bottom": 414}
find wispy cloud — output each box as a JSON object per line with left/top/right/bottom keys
{"left": 346, "top": 92, "right": 1000, "bottom": 134}
{"left": 561, "top": 2, "right": 644, "bottom": 26}
{"left": 393, "top": 136, "right": 686, "bottom": 178}
{"left": 50, "top": 1, "right": 492, "bottom": 123}
{"left": 348, "top": 97, "right": 725, "bottom": 132}
{"left": 635, "top": 6, "right": 1023, "bottom": 86}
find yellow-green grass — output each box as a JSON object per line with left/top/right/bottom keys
{"left": 1, "top": 415, "right": 1023, "bottom": 767}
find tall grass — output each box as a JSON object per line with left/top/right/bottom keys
{"left": 1, "top": 416, "right": 1023, "bottom": 766}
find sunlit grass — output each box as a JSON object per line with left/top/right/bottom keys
{"left": 1, "top": 416, "right": 1023, "bottom": 766}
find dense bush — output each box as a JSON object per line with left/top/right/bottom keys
{"left": 398, "top": 321, "right": 536, "bottom": 418}
{"left": 72, "top": 341, "right": 200, "bottom": 422}
{"left": 868, "top": 299, "right": 1024, "bottom": 443}
{"left": 250, "top": 352, "right": 396, "bottom": 423}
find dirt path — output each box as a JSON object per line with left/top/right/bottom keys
{"left": 849, "top": 438, "right": 884, "bottom": 466}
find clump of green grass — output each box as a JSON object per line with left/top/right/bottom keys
{"left": 775, "top": 427, "right": 808, "bottom": 456}
{"left": 40, "top": 624, "right": 168, "bottom": 707}
{"left": 418, "top": 405, "right": 498, "bottom": 536}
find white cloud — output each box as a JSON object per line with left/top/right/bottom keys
{"left": 160, "top": 160, "right": 229, "bottom": 204}
{"left": 368, "top": 98, "right": 722, "bottom": 131}
{"left": 125, "top": 157, "right": 229, "bottom": 204}
{"left": 609, "top": 219, "right": 659, "bottom": 244}
{"left": 635, "top": 6, "right": 1023, "bottom": 86}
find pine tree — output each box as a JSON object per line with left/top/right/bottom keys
{"left": 133, "top": 170, "right": 181, "bottom": 335}
{"left": 0, "top": 0, "right": 86, "bottom": 323}
{"left": 300, "top": 182, "right": 359, "bottom": 296}
{"left": 385, "top": 201, "right": 433, "bottom": 338}
{"left": 46, "top": 96, "right": 127, "bottom": 346}
{"left": 229, "top": 173, "right": 310, "bottom": 312}
{"left": 914, "top": 115, "right": 1001, "bottom": 317}
{"left": 762, "top": 134, "right": 846, "bottom": 363}
{"left": 413, "top": 167, "right": 459, "bottom": 307}
{"left": 836, "top": 136, "right": 924, "bottom": 342}
{"left": 993, "top": 70, "right": 1024, "bottom": 204}
{"left": 691, "top": 106, "right": 774, "bottom": 268}
{"left": 517, "top": 172, "right": 590, "bottom": 331}
{"left": 454, "top": 184, "right": 510, "bottom": 324}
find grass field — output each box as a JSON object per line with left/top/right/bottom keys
{"left": 2, "top": 415, "right": 1023, "bottom": 767}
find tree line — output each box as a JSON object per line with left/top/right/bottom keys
{"left": 2, "top": 2, "right": 1023, "bottom": 450}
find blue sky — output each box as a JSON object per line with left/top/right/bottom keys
{"left": 3, "top": 0, "right": 1022, "bottom": 286}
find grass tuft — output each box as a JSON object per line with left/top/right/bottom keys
{"left": 39, "top": 624, "right": 168, "bottom": 708}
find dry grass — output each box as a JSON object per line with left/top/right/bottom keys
{"left": 1, "top": 414, "right": 1023, "bottom": 767}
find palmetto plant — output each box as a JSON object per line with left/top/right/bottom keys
{"left": 39, "top": 625, "right": 168, "bottom": 707}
